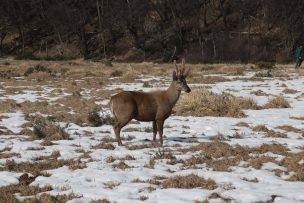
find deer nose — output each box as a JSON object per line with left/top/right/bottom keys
{"left": 186, "top": 88, "right": 191, "bottom": 93}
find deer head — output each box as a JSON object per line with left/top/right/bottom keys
{"left": 172, "top": 59, "right": 191, "bottom": 93}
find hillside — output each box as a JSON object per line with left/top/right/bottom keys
{"left": 0, "top": 0, "right": 304, "bottom": 62}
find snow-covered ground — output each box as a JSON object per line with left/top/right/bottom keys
{"left": 0, "top": 69, "right": 304, "bottom": 203}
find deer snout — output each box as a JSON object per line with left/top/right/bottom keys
{"left": 183, "top": 85, "right": 191, "bottom": 93}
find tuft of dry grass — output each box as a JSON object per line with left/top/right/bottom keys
{"left": 1, "top": 158, "right": 85, "bottom": 175}
{"left": 175, "top": 88, "right": 258, "bottom": 117}
{"left": 262, "top": 96, "right": 290, "bottom": 109}
{"left": 104, "top": 181, "right": 121, "bottom": 189}
{"left": 276, "top": 125, "right": 302, "bottom": 133}
{"left": 112, "top": 161, "right": 132, "bottom": 170}
{"left": 138, "top": 195, "right": 149, "bottom": 201}
{"left": 162, "top": 174, "right": 217, "bottom": 190}
{"left": 282, "top": 88, "right": 298, "bottom": 94}
{"left": 31, "top": 116, "right": 70, "bottom": 140}
{"left": 93, "top": 142, "right": 115, "bottom": 150}
{"left": 234, "top": 122, "right": 250, "bottom": 127}
{"left": 250, "top": 90, "right": 270, "bottom": 96}
{"left": 0, "top": 173, "right": 78, "bottom": 203}
{"left": 181, "top": 141, "right": 289, "bottom": 171}
{"left": 241, "top": 177, "right": 259, "bottom": 183}
{"left": 190, "top": 76, "right": 230, "bottom": 84}
{"left": 252, "top": 125, "right": 287, "bottom": 138}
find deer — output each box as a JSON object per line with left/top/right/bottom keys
{"left": 110, "top": 59, "right": 191, "bottom": 146}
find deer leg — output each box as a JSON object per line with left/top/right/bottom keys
{"left": 156, "top": 120, "right": 164, "bottom": 145}
{"left": 113, "top": 119, "right": 130, "bottom": 146}
{"left": 152, "top": 121, "right": 157, "bottom": 142}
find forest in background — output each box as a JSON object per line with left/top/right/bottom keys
{"left": 0, "top": 0, "right": 304, "bottom": 63}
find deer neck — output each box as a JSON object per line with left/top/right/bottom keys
{"left": 166, "top": 81, "right": 181, "bottom": 108}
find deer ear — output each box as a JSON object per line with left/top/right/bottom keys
{"left": 172, "top": 70, "right": 178, "bottom": 80}
{"left": 173, "top": 60, "right": 179, "bottom": 79}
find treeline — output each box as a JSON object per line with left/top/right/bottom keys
{"left": 0, "top": 0, "right": 304, "bottom": 62}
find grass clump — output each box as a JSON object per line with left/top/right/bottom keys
{"left": 32, "top": 116, "right": 69, "bottom": 140}
{"left": 175, "top": 88, "right": 258, "bottom": 117}
{"left": 255, "top": 61, "right": 275, "bottom": 69}
{"left": 263, "top": 96, "right": 290, "bottom": 109}
{"left": 162, "top": 174, "right": 217, "bottom": 190}
{"left": 24, "top": 64, "right": 56, "bottom": 77}
{"left": 0, "top": 70, "right": 20, "bottom": 79}
{"left": 143, "top": 81, "right": 152, "bottom": 87}
{"left": 110, "top": 70, "right": 124, "bottom": 77}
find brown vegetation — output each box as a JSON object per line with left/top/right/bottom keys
{"left": 263, "top": 96, "right": 290, "bottom": 109}
{"left": 175, "top": 88, "right": 258, "bottom": 117}
{"left": 162, "top": 174, "right": 217, "bottom": 190}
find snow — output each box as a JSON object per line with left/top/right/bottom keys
{"left": 0, "top": 71, "right": 304, "bottom": 202}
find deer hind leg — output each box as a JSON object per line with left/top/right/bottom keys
{"left": 113, "top": 119, "right": 130, "bottom": 146}
{"left": 152, "top": 121, "right": 157, "bottom": 142}
{"left": 156, "top": 120, "right": 164, "bottom": 145}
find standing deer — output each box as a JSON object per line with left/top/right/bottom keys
{"left": 110, "top": 59, "right": 191, "bottom": 146}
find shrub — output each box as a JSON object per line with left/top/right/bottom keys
{"left": 88, "top": 108, "right": 101, "bottom": 127}
{"left": 24, "top": 64, "right": 56, "bottom": 77}
{"left": 88, "top": 109, "right": 116, "bottom": 127}
{"left": 143, "top": 81, "right": 152, "bottom": 87}
{"left": 0, "top": 70, "right": 20, "bottom": 79}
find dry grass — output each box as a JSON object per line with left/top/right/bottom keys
{"left": 234, "top": 122, "right": 250, "bottom": 127}
{"left": 175, "top": 88, "right": 258, "bottom": 117}
{"left": 138, "top": 195, "right": 148, "bottom": 201}
{"left": 252, "top": 125, "right": 287, "bottom": 138}
{"left": 104, "top": 181, "right": 121, "bottom": 189}
{"left": 0, "top": 152, "right": 21, "bottom": 159}
{"left": 262, "top": 96, "right": 291, "bottom": 109}
{"left": 106, "top": 155, "right": 135, "bottom": 163}
{"left": 161, "top": 174, "right": 217, "bottom": 190}
{"left": 30, "top": 116, "right": 70, "bottom": 141}
{"left": 208, "top": 192, "right": 233, "bottom": 202}
{"left": 190, "top": 76, "right": 230, "bottom": 84}
{"left": 241, "top": 177, "right": 259, "bottom": 182}
{"left": 93, "top": 142, "right": 115, "bottom": 150}
{"left": 112, "top": 161, "right": 132, "bottom": 170}
{"left": 0, "top": 173, "right": 77, "bottom": 203}
{"left": 90, "top": 199, "right": 111, "bottom": 203}
{"left": 282, "top": 88, "right": 298, "bottom": 94}
{"left": 276, "top": 125, "right": 302, "bottom": 133}
{"left": 1, "top": 158, "right": 85, "bottom": 175}
{"left": 250, "top": 90, "right": 270, "bottom": 96}
{"left": 181, "top": 141, "right": 289, "bottom": 172}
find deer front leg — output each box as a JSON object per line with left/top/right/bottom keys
{"left": 114, "top": 123, "right": 123, "bottom": 146}
{"left": 156, "top": 120, "right": 164, "bottom": 145}
{"left": 153, "top": 121, "right": 157, "bottom": 142}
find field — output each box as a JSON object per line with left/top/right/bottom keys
{"left": 0, "top": 58, "right": 304, "bottom": 203}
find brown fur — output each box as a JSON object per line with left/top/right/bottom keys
{"left": 110, "top": 59, "right": 191, "bottom": 145}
